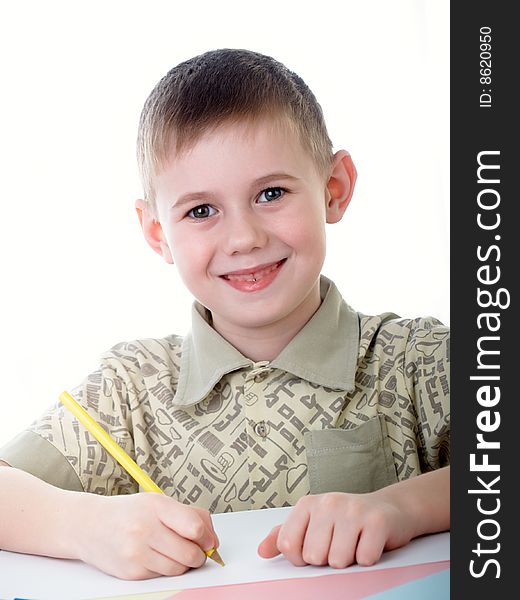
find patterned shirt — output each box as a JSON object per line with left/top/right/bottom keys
{"left": 0, "top": 276, "right": 450, "bottom": 513}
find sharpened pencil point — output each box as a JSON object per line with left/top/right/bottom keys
{"left": 206, "top": 547, "right": 225, "bottom": 566}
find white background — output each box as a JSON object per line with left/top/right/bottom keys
{"left": 0, "top": 0, "right": 449, "bottom": 445}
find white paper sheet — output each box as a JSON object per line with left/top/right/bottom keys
{"left": 0, "top": 506, "right": 449, "bottom": 600}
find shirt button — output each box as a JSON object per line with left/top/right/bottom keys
{"left": 254, "top": 420, "right": 270, "bottom": 438}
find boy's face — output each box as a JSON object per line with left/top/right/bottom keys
{"left": 137, "top": 119, "right": 355, "bottom": 337}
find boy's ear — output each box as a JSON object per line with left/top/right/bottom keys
{"left": 134, "top": 199, "right": 174, "bottom": 264}
{"left": 325, "top": 150, "right": 357, "bottom": 224}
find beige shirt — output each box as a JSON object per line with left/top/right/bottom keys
{"left": 0, "top": 277, "right": 450, "bottom": 513}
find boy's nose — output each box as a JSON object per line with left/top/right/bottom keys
{"left": 222, "top": 211, "right": 268, "bottom": 255}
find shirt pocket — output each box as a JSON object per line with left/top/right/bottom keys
{"left": 304, "top": 414, "right": 398, "bottom": 494}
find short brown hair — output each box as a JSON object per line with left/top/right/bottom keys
{"left": 136, "top": 48, "right": 334, "bottom": 216}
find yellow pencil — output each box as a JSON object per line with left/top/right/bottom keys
{"left": 59, "top": 390, "right": 224, "bottom": 567}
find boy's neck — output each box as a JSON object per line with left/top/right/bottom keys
{"left": 210, "top": 283, "right": 322, "bottom": 362}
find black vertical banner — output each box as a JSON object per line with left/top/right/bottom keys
{"left": 451, "top": 2, "right": 516, "bottom": 597}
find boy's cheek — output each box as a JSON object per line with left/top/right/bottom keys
{"left": 283, "top": 211, "right": 326, "bottom": 246}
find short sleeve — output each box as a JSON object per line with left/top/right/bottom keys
{"left": 0, "top": 358, "right": 139, "bottom": 496}
{"left": 403, "top": 317, "right": 450, "bottom": 472}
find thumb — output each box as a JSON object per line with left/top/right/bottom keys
{"left": 193, "top": 506, "right": 220, "bottom": 551}
{"left": 257, "top": 524, "right": 283, "bottom": 559}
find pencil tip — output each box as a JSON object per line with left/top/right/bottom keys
{"left": 210, "top": 548, "right": 225, "bottom": 566}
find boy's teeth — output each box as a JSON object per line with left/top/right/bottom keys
{"left": 225, "top": 261, "right": 280, "bottom": 281}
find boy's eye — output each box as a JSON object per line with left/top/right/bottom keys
{"left": 258, "top": 187, "right": 285, "bottom": 203}
{"left": 188, "top": 204, "right": 216, "bottom": 219}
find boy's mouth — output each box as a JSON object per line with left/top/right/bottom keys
{"left": 221, "top": 259, "right": 286, "bottom": 282}
{"left": 219, "top": 259, "right": 287, "bottom": 291}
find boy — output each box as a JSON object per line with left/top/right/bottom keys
{"left": 0, "top": 48, "right": 450, "bottom": 580}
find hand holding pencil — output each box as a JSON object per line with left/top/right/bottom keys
{"left": 59, "top": 390, "right": 224, "bottom": 579}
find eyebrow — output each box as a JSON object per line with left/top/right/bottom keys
{"left": 171, "top": 172, "right": 301, "bottom": 208}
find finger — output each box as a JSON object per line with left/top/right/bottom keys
{"left": 149, "top": 525, "right": 207, "bottom": 569}
{"left": 301, "top": 513, "right": 334, "bottom": 566}
{"left": 327, "top": 519, "right": 361, "bottom": 569}
{"left": 116, "top": 565, "right": 160, "bottom": 581}
{"left": 355, "top": 521, "right": 387, "bottom": 566}
{"left": 257, "top": 524, "right": 282, "bottom": 558}
{"left": 98, "top": 556, "right": 160, "bottom": 581}
{"left": 193, "top": 506, "right": 220, "bottom": 549}
{"left": 276, "top": 504, "right": 310, "bottom": 566}
{"left": 143, "top": 547, "right": 191, "bottom": 578}
{"left": 157, "top": 499, "right": 216, "bottom": 552}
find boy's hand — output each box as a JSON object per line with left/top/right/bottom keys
{"left": 75, "top": 492, "right": 219, "bottom": 580}
{"left": 257, "top": 491, "right": 414, "bottom": 569}
{"left": 258, "top": 468, "right": 450, "bottom": 569}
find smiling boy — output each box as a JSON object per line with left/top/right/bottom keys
{"left": 0, "top": 49, "right": 449, "bottom": 579}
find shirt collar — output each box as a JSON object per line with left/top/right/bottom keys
{"left": 172, "top": 275, "right": 360, "bottom": 406}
